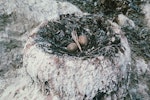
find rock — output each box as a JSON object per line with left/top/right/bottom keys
{"left": 0, "top": 0, "right": 59, "bottom": 21}
{"left": 58, "top": 1, "right": 83, "bottom": 16}
{"left": 115, "top": 14, "right": 135, "bottom": 28}
{"left": 0, "top": 0, "right": 82, "bottom": 22}
{"left": 129, "top": 58, "right": 150, "bottom": 100}
{"left": 142, "top": 3, "right": 150, "bottom": 27}
{"left": 135, "top": 58, "right": 149, "bottom": 76}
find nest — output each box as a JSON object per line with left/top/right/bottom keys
{"left": 24, "top": 5, "right": 131, "bottom": 100}
{"left": 24, "top": 14, "right": 130, "bottom": 99}
{"left": 36, "top": 14, "right": 122, "bottom": 61}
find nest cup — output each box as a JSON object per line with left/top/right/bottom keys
{"left": 36, "top": 14, "right": 122, "bottom": 59}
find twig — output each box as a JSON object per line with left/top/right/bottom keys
{"left": 71, "top": 29, "right": 82, "bottom": 52}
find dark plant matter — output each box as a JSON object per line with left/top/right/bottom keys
{"left": 37, "top": 14, "right": 121, "bottom": 60}
{"left": 66, "top": 0, "right": 144, "bottom": 14}
{"left": 124, "top": 25, "right": 150, "bottom": 61}
{"left": 124, "top": 12, "right": 150, "bottom": 61}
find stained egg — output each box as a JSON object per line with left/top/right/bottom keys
{"left": 78, "top": 35, "right": 88, "bottom": 46}
{"left": 67, "top": 43, "right": 78, "bottom": 52}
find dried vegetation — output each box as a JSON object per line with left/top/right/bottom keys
{"left": 37, "top": 14, "right": 122, "bottom": 61}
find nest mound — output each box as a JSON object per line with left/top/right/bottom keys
{"left": 36, "top": 14, "right": 122, "bottom": 61}
{"left": 24, "top": 14, "right": 131, "bottom": 99}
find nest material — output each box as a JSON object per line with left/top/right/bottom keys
{"left": 36, "top": 14, "right": 122, "bottom": 62}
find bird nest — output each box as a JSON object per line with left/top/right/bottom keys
{"left": 24, "top": 14, "right": 131, "bottom": 99}
{"left": 35, "top": 14, "right": 122, "bottom": 61}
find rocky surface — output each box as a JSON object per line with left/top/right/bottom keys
{"left": 0, "top": 0, "right": 150, "bottom": 100}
